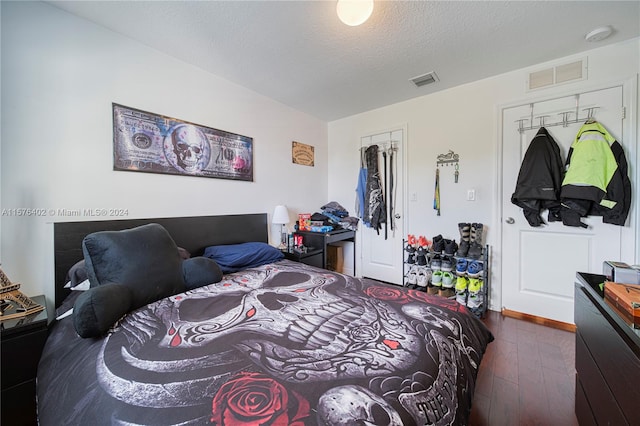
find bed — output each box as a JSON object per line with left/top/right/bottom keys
{"left": 38, "top": 213, "right": 493, "bottom": 425}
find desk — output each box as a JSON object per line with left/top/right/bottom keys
{"left": 294, "top": 229, "right": 356, "bottom": 272}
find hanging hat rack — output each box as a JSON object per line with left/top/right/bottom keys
{"left": 515, "top": 94, "right": 600, "bottom": 133}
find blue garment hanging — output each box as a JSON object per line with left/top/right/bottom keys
{"left": 356, "top": 167, "right": 369, "bottom": 226}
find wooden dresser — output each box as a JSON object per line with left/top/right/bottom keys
{"left": 574, "top": 272, "right": 640, "bottom": 425}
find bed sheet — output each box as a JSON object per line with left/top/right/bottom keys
{"left": 38, "top": 260, "right": 493, "bottom": 425}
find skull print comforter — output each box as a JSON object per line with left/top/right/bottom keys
{"left": 37, "top": 260, "right": 493, "bottom": 425}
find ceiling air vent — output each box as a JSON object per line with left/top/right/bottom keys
{"left": 526, "top": 58, "right": 587, "bottom": 91}
{"left": 410, "top": 71, "right": 439, "bottom": 88}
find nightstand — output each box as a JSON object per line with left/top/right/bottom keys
{"left": 282, "top": 247, "right": 324, "bottom": 268}
{"left": 1, "top": 295, "right": 50, "bottom": 426}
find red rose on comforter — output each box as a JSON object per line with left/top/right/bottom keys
{"left": 211, "top": 372, "right": 310, "bottom": 426}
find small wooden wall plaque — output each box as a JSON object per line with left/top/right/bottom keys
{"left": 292, "top": 141, "right": 314, "bottom": 166}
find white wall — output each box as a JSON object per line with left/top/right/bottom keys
{"left": 328, "top": 38, "right": 640, "bottom": 311}
{"left": 0, "top": 1, "right": 328, "bottom": 304}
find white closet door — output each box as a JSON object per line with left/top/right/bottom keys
{"left": 360, "top": 129, "right": 405, "bottom": 285}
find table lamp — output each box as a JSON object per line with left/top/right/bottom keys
{"left": 272, "top": 205, "right": 290, "bottom": 249}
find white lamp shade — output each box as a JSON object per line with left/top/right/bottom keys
{"left": 336, "top": 0, "right": 374, "bottom": 26}
{"left": 272, "top": 205, "right": 290, "bottom": 225}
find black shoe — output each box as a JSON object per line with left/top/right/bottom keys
{"left": 416, "top": 246, "right": 428, "bottom": 266}
{"left": 456, "top": 240, "right": 469, "bottom": 257}
{"left": 432, "top": 235, "right": 444, "bottom": 253}
{"left": 444, "top": 239, "right": 458, "bottom": 256}
{"left": 468, "top": 223, "right": 484, "bottom": 259}
{"left": 468, "top": 242, "right": 483, "bottom": 259}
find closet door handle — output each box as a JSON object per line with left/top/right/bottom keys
{"left": 505, "top": 217, "right": 515, "bottom": 224}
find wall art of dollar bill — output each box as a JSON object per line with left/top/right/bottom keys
{"left": 113, "top": 104, "right": 253, "bottom": 181}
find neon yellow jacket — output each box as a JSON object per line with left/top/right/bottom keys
{"left": 560, "top": 121, "right": 631, "bottom": 226}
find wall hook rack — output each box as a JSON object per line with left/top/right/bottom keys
{"left": 515, "top": 94, "right": 601, "bottom": 133}
{"left": 436, "top": 150, "right": 459, "bottom": 166}
{"left": 436, "top": 150, "right": 460, "bottom": 183}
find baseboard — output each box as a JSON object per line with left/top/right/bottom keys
{"left": 501, "top": 308, "right": 576, "bottom": 332}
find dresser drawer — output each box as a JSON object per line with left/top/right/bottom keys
{"left": 575, "top": 332, "right": 627, "bottom": 425}
{"left": 574, "top": 374, "right": 597, "bottom": 426}
{"left": 575, "top": 286, "right": 640, "bottom": 422}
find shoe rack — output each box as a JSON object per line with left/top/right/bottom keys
{"left": 453, "top": 245, "right": 490, "bottom": 318}
{"left": 402, "top": 239, "right": 490, "bottom": 319}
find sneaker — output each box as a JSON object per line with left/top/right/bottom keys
{"left": 423, "top": 268, "right": 432, "bottom": 285}
{"left": 432, "top": 235, "right": 444, "bottom": 254}
{"left": 431, "top": 270, "right": 443, "bottom": 287}
{"left": 441, "top": 256, "right": 453, "bottom": 272}
{"left": 417, "top": 235, "right": 431, "bottom": 251}
{"left": 405, "top": 235, "right": 416, "bottom": 264}
{"left": 416, "top": 267, "right": 428, "bottom": 288}
{"left": 430, "top": 254, "right": 442, "bottom": 271}
{"left": 406, "top": 265, "right": 418, "bottom": 286}
{"left": 427, "top": 284, "right": 439, "bottom": 295}
{"left": 467, "top": 260, "right": 483, "bottom": 278}
{"left": 444, "top": 239, "right": 458, "bottom": 256}
{"left": 467, "top": 277, "right": 484, "bottom": 310}
{"left": 455, "top": 276, "right": 469, "bottom": 305}
{"left": 441, "top": 271, "right": 455, "bottom": 288}
{"left": 416, "top": 246, "right": 428, "bottom": 266}
{"left": 455, "top": 258, "right": 468, "bottom": 276}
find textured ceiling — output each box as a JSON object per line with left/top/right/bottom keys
{"left": 47, "top": 1, "right": 640, "bottom": 121}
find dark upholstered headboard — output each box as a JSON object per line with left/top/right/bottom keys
{"left": 53, "top": 213, "right": 268, "bottom": 308}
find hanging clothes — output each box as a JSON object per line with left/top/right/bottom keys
{"left": 355, "top": 149, "right": 368, "bottom": 225}
{"left": 389, "top": 145, "right": 396, "bottom": 232}
{"left": 382, "top": 149, "right": 388, "bottom": 239}
{"left": 433, "top": 168, "right": 440, "bottom": 216}
{"left": 560, "top": 121, "right": 631, "bottom": 227}
{"left": 364, "top": 145, "right": 386, "bottom": 233}
{"left": 511, "top": 127, "right": 564, "bottom": 227}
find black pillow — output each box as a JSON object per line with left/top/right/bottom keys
{"left": 65, "top": 260, "right": 88, "bottom": 288}
{"left": 182, "top": 257, "right": 223, "bottom": 290}
{"left": 73, "top": 284, "right": 133, "bottom": 338}
{"left": 82, "top": 223, "right": 185, "bottom": 310}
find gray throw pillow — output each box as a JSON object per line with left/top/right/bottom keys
{"left": 73, "top": 283, "right": 132, "bottom": 338}
{"left": 182, "top": 257, "right": 223, "bottom": 290}
{"left": 82, "top": 223, "right": 185, "bottom": 310}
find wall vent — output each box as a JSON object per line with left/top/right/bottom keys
{"left": 410, "top": 71, "right": 439, "bottom": 87}
{"left": 526, "top": 58, "right": 587, "bottom": 91}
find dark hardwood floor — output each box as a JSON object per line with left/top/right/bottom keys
{"left": 469, "top": 310, "right": 578, "bottom": 426}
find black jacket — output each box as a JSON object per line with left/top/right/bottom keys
{"left": 511, "top": 127, "right": 564, "bottom": 227}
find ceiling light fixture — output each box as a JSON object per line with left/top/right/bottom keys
{"left": 585, "top": 26, "right": 613, "bottom": 42}
{"left": 336, "top": 0, "right": 374, "bottom": 26}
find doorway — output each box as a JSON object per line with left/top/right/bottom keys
{"left": 500, "top": 83, "right": 634, "bottom": 324}
{"left": 359, "top": 128, "right": 405, "bottom": 284}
